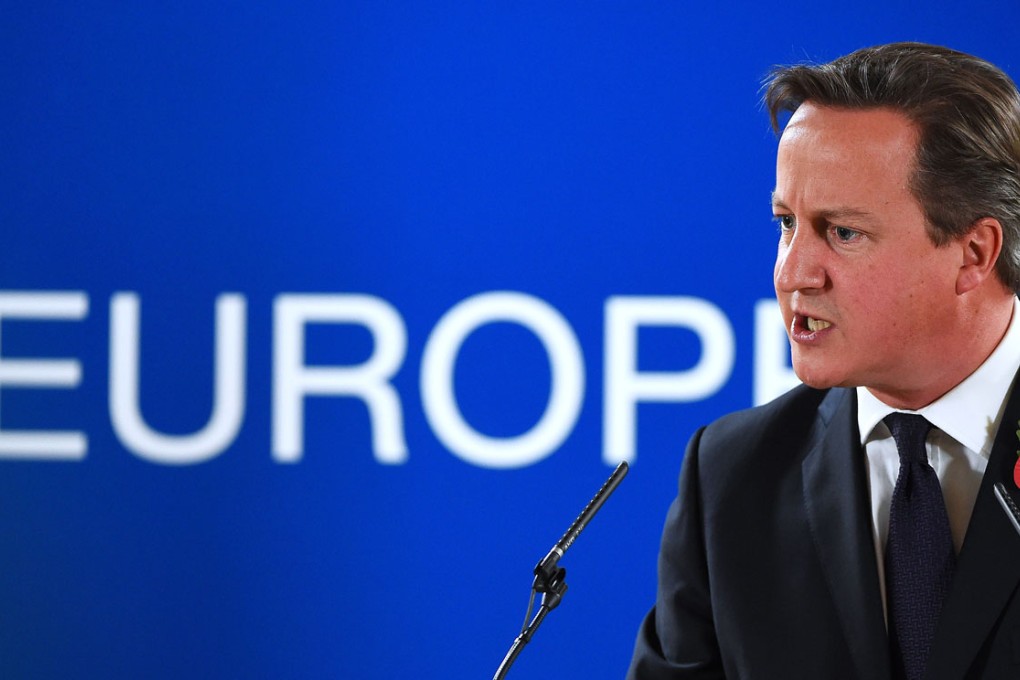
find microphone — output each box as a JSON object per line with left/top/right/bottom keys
{"left": 493, "top": 461, "right": 629, "bottom": 680}
{"left": 994, "top": 482, "right": 1020, "bottom": 538}
{"left": 533, "top": 461, "right": 629, "bottom": 587}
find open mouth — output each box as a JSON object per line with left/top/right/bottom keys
{"left": 793, "top": 313, "right": 833, "bottom": 336}
{"left": 805, "top": 316, "right": 832, "bottom": 332}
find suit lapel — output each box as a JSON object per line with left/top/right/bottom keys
{"left": 926, "top": 378, "right": 1020, "bottom": 680}
{"left": 802, "top": 388, "right": 892, "bottom": 680}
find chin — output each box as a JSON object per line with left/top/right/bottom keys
{"left": 791, "top": 364, "right": 844, "bottom": 390}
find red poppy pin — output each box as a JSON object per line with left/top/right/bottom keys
{"left": 1015, "top": 420, "right": 1020, "bottom": 488}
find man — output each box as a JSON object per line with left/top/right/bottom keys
{"left": 627, "top": 43, "right": 1020, "bottom": 679}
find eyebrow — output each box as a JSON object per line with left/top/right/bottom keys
{"left": 770, "top": 193, "right": 875, "bottom": 221}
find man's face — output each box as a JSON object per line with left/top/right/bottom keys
{"left": 773, "top": 103, "right": 964, "bottom": 407}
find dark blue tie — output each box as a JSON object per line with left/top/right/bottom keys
{"left": 884, "top": 413, "right": 956, "bottom": 680}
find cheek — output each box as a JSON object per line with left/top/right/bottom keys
{"left": 842, "top": 282, "right": 912, "bottom": 343}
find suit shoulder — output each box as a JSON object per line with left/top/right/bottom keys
{"left": 709, "top": 384, "right": 835, "bottom": 435}
{"left": 695, "top": 384, "right": 848, "bottom": 471}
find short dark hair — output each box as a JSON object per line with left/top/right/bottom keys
{"left": 764, "top": 42, "right": 1020, "bottom": 292}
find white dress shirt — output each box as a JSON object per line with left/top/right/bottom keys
{"left": 856, "top": 296, "right": 1020, "bottom": 610}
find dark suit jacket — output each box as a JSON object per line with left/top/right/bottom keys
{"left": 627, "top": 384, "right": 1020, "bottom": 679}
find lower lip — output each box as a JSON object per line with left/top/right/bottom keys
{"left": 790, "top": 320, "right": 833, "bottom": 344}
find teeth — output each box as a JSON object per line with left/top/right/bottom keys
{"left": 806, "top": 317, "right": 831, "bottom": 332}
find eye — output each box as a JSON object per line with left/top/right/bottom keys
{"left": 774, "top": 214, "right": 795, "bottom": 233}
{"left": 832, "top": 225, "right": 861, "bottom": 243}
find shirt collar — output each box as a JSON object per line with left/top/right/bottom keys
{"left": 857, "top": 296, "right": 1020, "bottom": 457}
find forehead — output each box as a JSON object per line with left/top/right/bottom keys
{"left": 774, "top": 103, "right": 920, "bottom": 206}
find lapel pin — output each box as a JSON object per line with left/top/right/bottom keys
{"left": 1015, "top": 419, "right": 1020, "bottom": 488}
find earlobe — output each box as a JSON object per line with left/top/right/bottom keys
{"left": 956, "top": 217, "right": 1003, "bottom": 294}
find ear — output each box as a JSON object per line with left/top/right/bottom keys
{"left": 956, "top": 217, "right": 1004, "bottom": 294}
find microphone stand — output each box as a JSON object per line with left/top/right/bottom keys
{"left": 492, "top": 462, "right": 629, "bottom": 680}
{"left": 492, "top": 565, "right": 567, "bottom": 680}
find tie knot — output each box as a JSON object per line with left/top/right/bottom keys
{"left": 884, "top": 413, "right": 932, "bottom": 463}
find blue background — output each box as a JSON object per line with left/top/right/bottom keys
{"left": 2, "top": 3, "right": 1019, "bottom": 678}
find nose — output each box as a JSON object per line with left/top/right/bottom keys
{"left": 774, "top": 228, "right": 827, "bottom": 294}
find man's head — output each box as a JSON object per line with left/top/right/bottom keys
{"left": 765, "top": 42, "right": 1020, "bottom": 292}
{"left": 766, "top": 44, "right": 1020, "bottom": 408}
